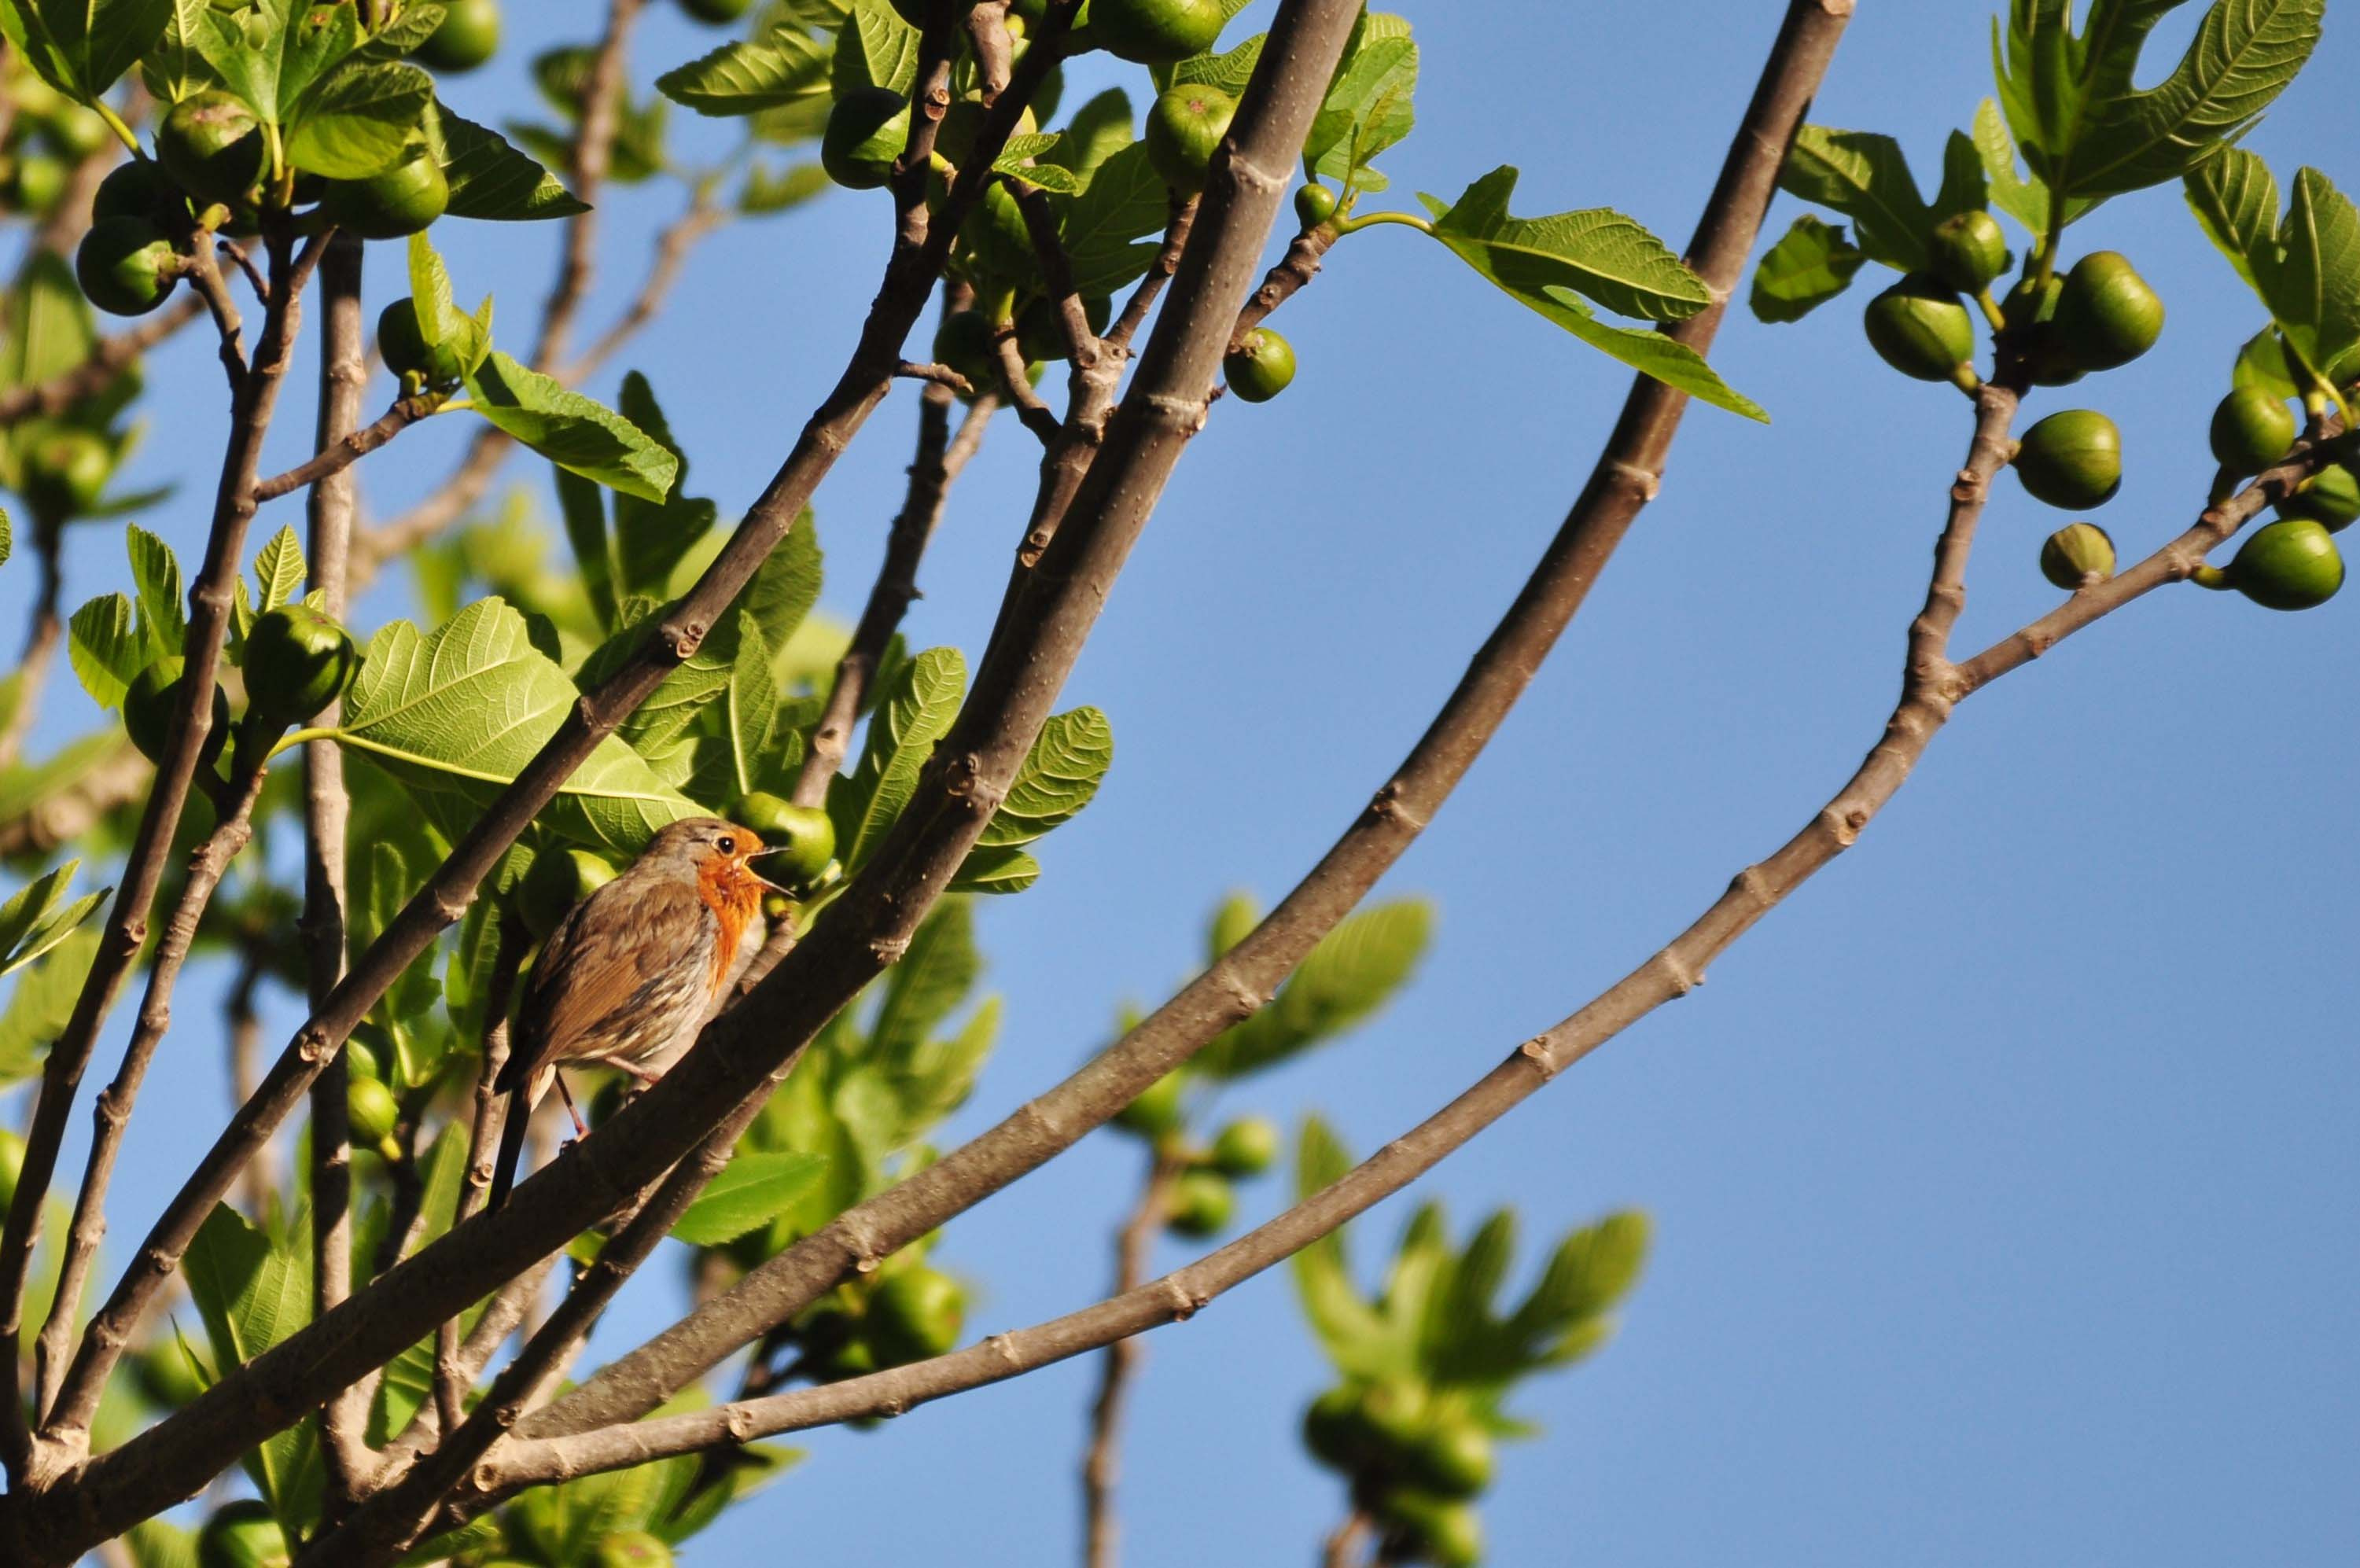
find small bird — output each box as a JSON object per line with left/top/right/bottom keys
{"left": 486, "top": 816, "right": 780, "bottom": 1210}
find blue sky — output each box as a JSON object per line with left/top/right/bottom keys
{"left": 5, "top": 2, "right": 2358, "bottom": 1563}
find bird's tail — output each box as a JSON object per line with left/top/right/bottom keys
{"left": 486, "top": 1084, "right": 531, "bottom": 1212}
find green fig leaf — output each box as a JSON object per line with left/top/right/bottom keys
{"left": 1750, "top": 214, "right": 1866, "bottom": 324}
{"left": 1423, "top": 167, "right": 1712, "bottom": 324}
{"left": 658, "top": 25, "right": 830, "bottom": 116}
{"left": 671, "top": 1150, "right": 829, "bottom": 1246}
{"left": 0, "top": 859, "right": 108, "bottom": 980}
{"left": 433, "top": 106, "right": 588, "bottom": 220}
{"left": 285, "top": 58, "right": 433, "bottom": 179}
{"left": 1776, "top": 125, "right": 1931, "bottom": 273}
{"left": 336, "top": 598, "right": 701, "bottom": 853}
{"left": 460, "top": 352, "right": 679, "bottom": 502}
{"left": 974, "top": 706, "right": 1112, "bottom": 848}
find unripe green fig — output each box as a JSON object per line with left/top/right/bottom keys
{"left": 1294, "top": 182, "right": 1338, "bottom": 230}
{"left": 1163, "top": 1169, "right": 1234, "bottom": 1236}
{"left": 242, "top": 604, "right": 361, "bottom": 721}
{"left": 866, "top": 1266, "right": 966, "bottom": 1365}
{"left": 1143, "top": 84, "right": 1234, "bottom": 194}
{"left": 1301, "top": 1384, "right": 1380, "bottom": 1471}
{"left": 2053, "top": 250, "right": 2163, "bottom": 371}
{"left": 1861, "top": 274, "right": 1974, "bottom": 383}
{"left": 158, "top": 90, "right": 266, "bottom": 207}
{"left": 132, "top": 1338, "right": 208, "bottom": 1409}
{"left": 197, "top": 1500, "right": 289, "bottom": 1568}
{"left": 1403, "top": 1419, "right": 1495, "bottom": 1499}
{"left": 1379, "top": 1490, "right": 1482, "bottom": 1568}
{"left": 418, "top": 0, "right": 502, "bottom": 72}
{"left": 821, "top": 86, "right": 911, "bottom": 191}
{"left": 93, "top": 159, "right": 188, "bottom": 223}
{"left": 75, "top": 216, "right": 180, "bottom": 317}
{"left": 8, "top": 153, "right": 65, "bottom": 213}
{"left": 2012, "top": 409, "right": 2122, "bottom": 509}
{"left": 346, "top": 1074, "right": 400, "bottom": 1146}
{"left": 680, "top": 0, "right": 753, "bottom": 22}
{"left": 1206, "top": 1115, "right": 1279, "bottom": 1177}
{"left": 321, "top": 153, "right": 448, "bottom": 240}
{"left": 959, "top": 179, "right": 1036, "bottom": 278}
{"left": 1360, "top": 1375, "right": 1431, "bottom": 1459}
{"left": 2277, "top": 462, "right": 2360, "bottom": 532}
{"left": 2209, "top": 386, "right": 2297, "bottom": 475}
{"left": 23, "top": 426, "right": 112, "bottom": 520}
{"left": 2218, "top": 517, "right": 2343, "bottom": 609}
{"left": 1111, "top": 1066, "right": 1184, "bottom": 1137}
{"left": 1223, "top": 326, "right": 1294, "bottom": 403}
{"left": 45, "top": 102, "right": 112, "bottom": 160}
{"left": 0, "top": 1128, "right": 22, "bottom": 1215}
{"left": 591, "top": 1530, "right": 674, "bottom": 1568}
{"left": 519, "top": 845, "right": 621, "bottom": 942}
{"left": 733, "top": 791, "right": 837, "bottom": 886}
{"left": 2001, "top": 273, "right": 2082, "bottom": 385}
{"left": 1091, "top": 0, "right": 1226, "bottom": 62}
{"left": 1927, "top": 209, "right": 2008, "bottom": 293}
{"left": 933, "top": 307, "right": 1000, "bottom": 399}
{"left": 123, "top": 657, "right": 232, "bottom": 766}
{"left": 377, "top": 298, "right": 467, "bottom": 387}
{"left": 1015, "top": 293, "right": 1110, "bottom": 361}
{"left": 2039, "top": 522, "right": 2115, "bottom": 591}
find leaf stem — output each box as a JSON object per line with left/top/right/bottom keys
{"left": 1329, "top": 209, "right": 1432, "bottom": 237}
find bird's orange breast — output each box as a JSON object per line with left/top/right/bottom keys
{"left": 696, "top": 856, "right": 766, "bottom": 992}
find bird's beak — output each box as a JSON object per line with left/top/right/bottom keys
{"left": 745, "top": 865, "right": 791, "bottom": 896}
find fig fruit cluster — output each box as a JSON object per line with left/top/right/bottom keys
{"left": 788, "top": 1259, "right": 969, "bottom": 1385}
{"left": 1304, "top": 1377, "right": 1494, "bottom": 1566}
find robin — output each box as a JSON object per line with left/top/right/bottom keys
{"left": 486, "top": 816, "right": 782, "bottom": 1210}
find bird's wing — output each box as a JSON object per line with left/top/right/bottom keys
{"left": 501, "top": 875, "right": 708, "bottom": 1092}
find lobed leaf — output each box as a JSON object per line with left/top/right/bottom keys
{"left": 1749, "top": 214, "right": 1866, "bottom": 324}
{"left": 1776, "top": 125, "right": 1932, "bottom": 272}
{"left": 672, "top": 1150, "right": 829, "bottom": 1246}
{"left": 337, "top": 598, "right": 701, "bottom": 853}
{"left": 975, "top": 705, "right": 1111, "bottom": 848}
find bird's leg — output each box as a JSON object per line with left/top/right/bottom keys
{"left": 551, "top": 1073, "right": 590, "bottom": 1140}
{"left": 606, "top": 1058, "right": 664, "bottom": 1087}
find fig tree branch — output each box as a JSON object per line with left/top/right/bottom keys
{"left": 1081, "top": 1151, "right": 1180, "bottom": 1568}
{"left": 304, "top": 232, "right": 372, "bottom": 1510}
{"left": 539, "top": 0, "right": 642, "bottom": 375}
{"left": 28, "top": 756, "right": 272, "bottom": 1426}
{"left": 10, "top": 16, "right": 1085, "bottom": 1555}
{"left": 0, "top": 226, "right": 324, "bottom": 1484}
{"left": 525, "top": 0, "right": 1851, "bottom": 1443}
{"left": 250, "top": 390, "right": 437, "bottom": 503}
{"left": 895, "top": 359, "right": 979, "bottom": 396}
{"left": 0, "top": 518, "right": 64, "bottom": 771}
{"left": 431, "top": 914, "right": 525, "bottom": 1438}
{"left": 992, "top": 326, "right": 1062, "bottom": 444}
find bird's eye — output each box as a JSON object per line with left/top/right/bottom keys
{"left": 716, "top": 834, "right": 735, "bottom": 854}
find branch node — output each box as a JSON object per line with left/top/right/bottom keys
{"left": 1607, "top": 459, "right": 1662, "bottom": 501}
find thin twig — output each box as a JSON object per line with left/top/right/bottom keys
{"left": 253, "top": 392, "right": 434, "bottom": 503}
{"left": 527, "top": 0, "right": 1846, "bottom": 1444}
{"left": 1322, "top": 1509, "right": 1372, "bottom": 1568}
{"left": 562, "top": 193, "right": 727, "bottom": 384}
{"left": 992, "top": 326, "right": 1061, "bottom": 445}
{"left": 304, "top": 233, "right": 371, "bottom": 1509}
{"left": 31, "top": 760, "right": 273, "bottom": 1422}
{"left": 226, "top": 945, "right": 272, "bottom": 1214}
{"left": 0, "top": 521, "right": 63, "bottom": 771}
{"left": 895, "top": 359, "right": 978, "bottom": 397}
{"left": 1081, "top": 1153, "right": 1179, "bottom": 1568}
{"left": 433, "top": 916, "right": 525, "bottom": 1437}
